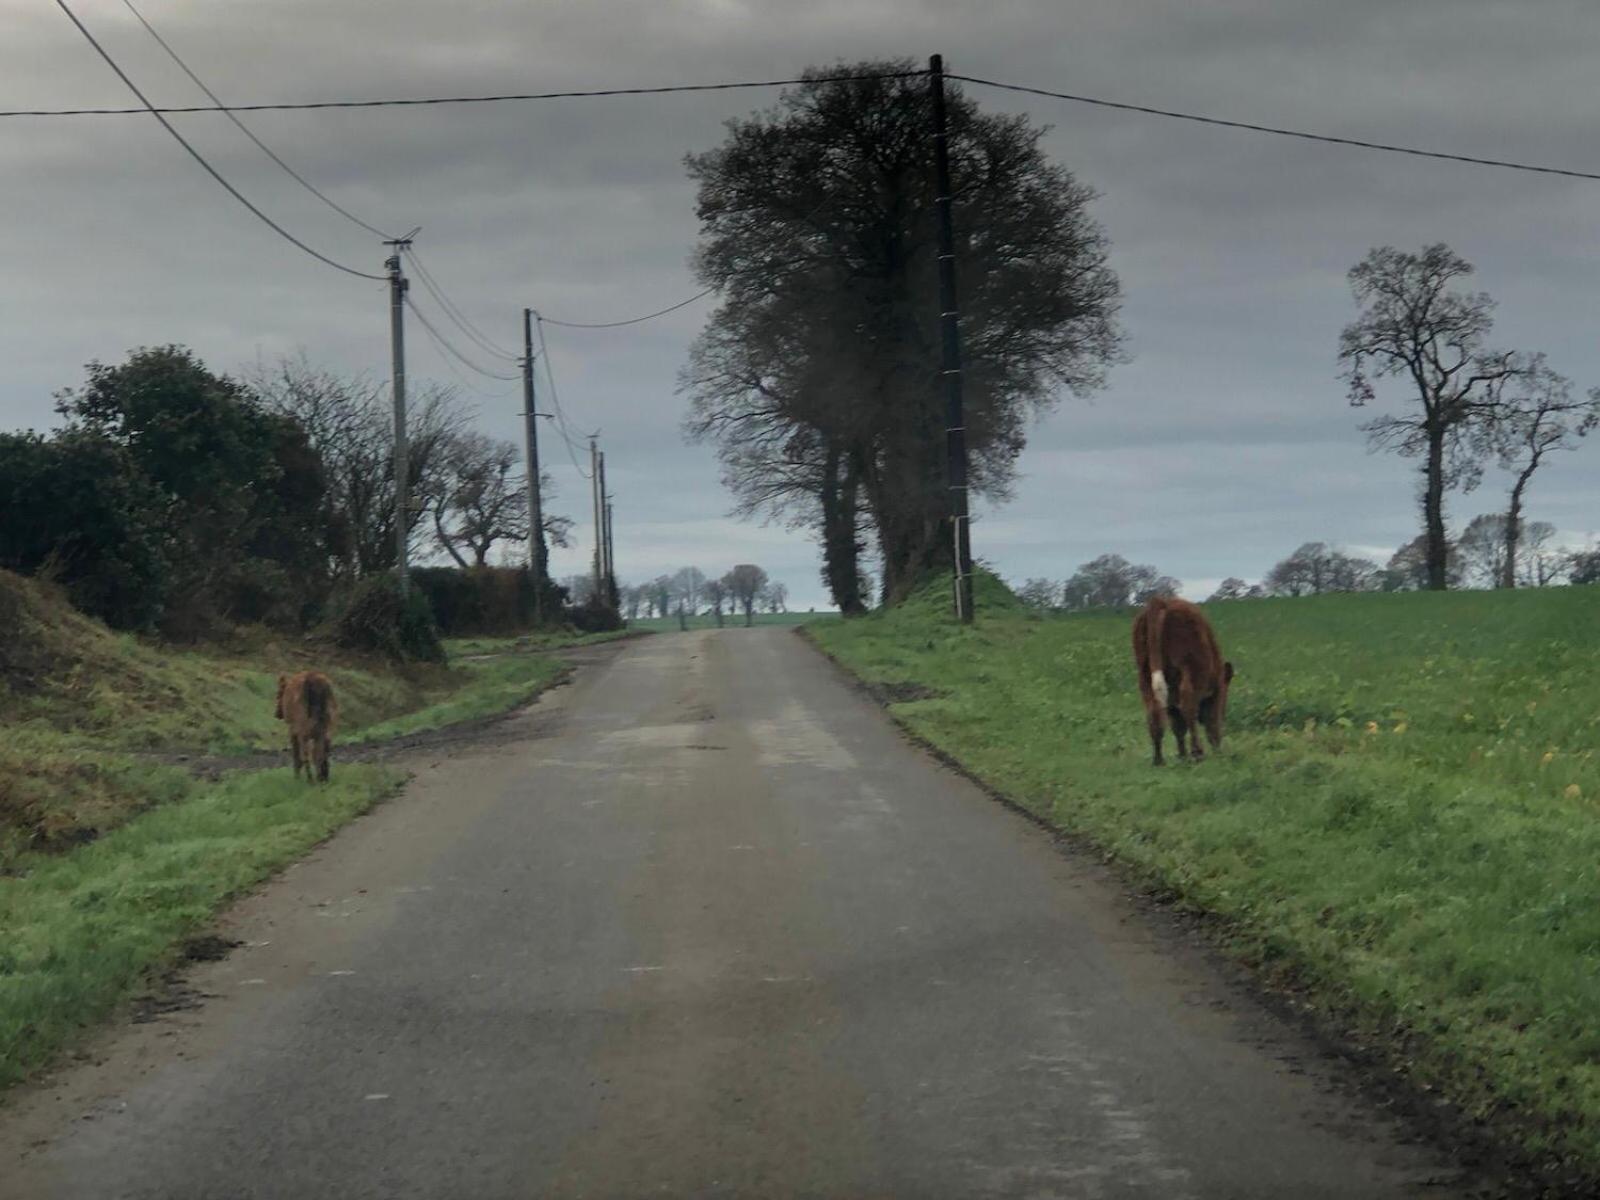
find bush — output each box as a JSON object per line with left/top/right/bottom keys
{"left": 0, "top": 431, "right": 171, "bottom": 631}
{"left": 567, "top": 594, "right": 624, "bottom": 633}
{"left": 332, "top": 575, "right": 444, "bottom": 663}
{"left": 410, "top": 566, "right": 568, "bottom": 636}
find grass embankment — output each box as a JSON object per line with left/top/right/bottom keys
{"left": 1, "top": 569, "right": 577, "bottom": 864}
{"left": 808, "top": 576, "right": 1600, "bottom": 1175}
{"left": 0, "top": 766, "right": 398, "bottom": 1091}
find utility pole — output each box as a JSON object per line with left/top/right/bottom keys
{"left": 521, "top": 308, "right": 546, "bottom": 623}
{"left": 604, "top": 496, "right": 616, "bottom": 605}
{"left": 590, "top": 437, "right": 604, "bottom": 603}
{"left": 384, "top": 234, "right": 415, "bottom": 595}
{"left": 597, "top": 451, "right": 615, "bottom": 606}
{"left": 929, "top": 55, "right": 974, "bottom": 624}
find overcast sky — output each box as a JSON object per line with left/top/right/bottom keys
{"left": 3, "top": 0, "right": 1597, "bottom": 607}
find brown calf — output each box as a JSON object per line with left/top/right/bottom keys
{"left": 1132, "top": 597, "right": 1234, "bottom": 766}
{"left": 275, "top": 670, "right": 338, "bottom": 783}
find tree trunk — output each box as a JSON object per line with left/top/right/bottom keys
{"left": 866, "top": 434, "right": 951, "bottom": 608}
{"left": 1501, "top": 466, "right": 1535, "bottom": 590}
{"left": 819, "top": 444, "right": 867, "bottom": 615}
{"left": 1423, "top": 431, "right": 1449, "bottom": 590}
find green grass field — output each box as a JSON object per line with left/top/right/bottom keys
{"left": 808, "top": 576, "right": 1600, "bottom": 1175}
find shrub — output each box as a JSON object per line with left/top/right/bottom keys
{"left": 568, "top": 594, "right": 623, "bottom": 633}
{"left": 332, "top": 575, "right": 444, "bottom": 663}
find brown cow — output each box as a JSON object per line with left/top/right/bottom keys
{"left": 275, "top": 671, "right": 338, "bottom": 783}
{"left": 1133, "top": 597, "right": 1234, "bottom": 766}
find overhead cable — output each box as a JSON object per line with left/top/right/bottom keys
{"left": 403, "top": 247, "right": 522, "bottom": 361}
{"left": 3, "top": 71, "right": 927, "bottom": 118}
{"left": 119, "top": 0, "right": 395, "bottom": 239}
{"left": 50, "top": 0, "right": 385, "bottom": 280}
{"left": 948, "top": 73, "right": 1600, "bottom": 183}
{"left": 404, "top": 296, "right": 520, "bottom": 381}
{"left": 537, "top": 288, "right": 715, "bottom": 329}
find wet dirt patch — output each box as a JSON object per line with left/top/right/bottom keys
{"left": 872, "top": 680, "right": 947, "bottom": 704}
{"left": 180, "top": 935, "right": 241, "bottom": 963}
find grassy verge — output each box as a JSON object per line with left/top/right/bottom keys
{"left": 345, "top": 653, "right": 568, "bottom": 744}
{"left": 0, "top": 765, "right": 401, "bottom": 1091}
{"left": 807, "top": 575, "right": 1600, "bottom": 1177}
{"left": 441, "top": 626, "right": 641, "bottom": 658}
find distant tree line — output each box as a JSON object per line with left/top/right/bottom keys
{"left": 585, "top": 564, "right": 791, "bottom": 627}
{"left": 1015, "top": 554, "right": 1180, "bottom": 612}
{"left": 1209, "top": 523, "right": 1596, "bottom": 603}
{"left": 0, "top": 346, "right": 573, "bottom": 637}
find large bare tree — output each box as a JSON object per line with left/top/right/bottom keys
{"left": 1339, "top": 245, "right": 1531, "bottom": 590}
{"left": 684, "top": 62, "right": 1121, "bottom": 609}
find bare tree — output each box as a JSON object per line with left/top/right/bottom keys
{"left": 671, "top": 567, "right": 707, "bottom": 616}
{"left": 1207, "top": 578, "right": 1251, "bottom": 602}
{"left": 723, "top": 563, "right": 769, "bottom": 627}
{"left": 1339, "top": 245, "right": 1530, "bottom": 590}
{"left": 1483, "top": 366, "right": 1599, "bottom": 587}
{"left": 1457, "top": 514, "right": 1510, "bottom": 588}
{"left": 703, "top": 577, "right": 728, "bottom": 627}
{"left": 1015, "top": 577, "right": 1059, "bottom": 609}
{"left": 1518, "top": 522, "right": 1566, "bottom": 586}
{"left": 249, "top": 355, "right": 465, "bottom": 577}
{"left": 763, "top": 580, "right": 789, "bottom": 613}
{"left": 1265, "top": 543, "right": 1377, "bottom": 597}
{"left": 1060, "top": 554, "right": 1179, "bottom": 610}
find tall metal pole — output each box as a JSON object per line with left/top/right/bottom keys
{"left": 521, "top": 308, "right": 546, "bottom": 624}
{"left": 590, "top": 437, "right": 604, "bottom": 602}
{"left": 929, "top": 55, "right": 974, "bottom": 623}
{"left": 385, "top": 238, "right": 413, "bottom": 595}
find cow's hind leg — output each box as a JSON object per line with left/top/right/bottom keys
{"left": 1145, "top": 702, "right": 1167, "bottom": 766}
{"left": 316, "top": 734, "right": 331, "bottom": 783}
{"left": 289, "top": 734, "right": 304, "bottom": 781}
{"left": 1169, "top": 708, "right": 1190, "bottom": 760}
{"left": 1178, "top": 677, "right": 1205, "bottom": 762}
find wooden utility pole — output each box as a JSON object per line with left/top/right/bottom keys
{"left": 521, "top": 308, "right": 546, "bottom": 623}
{"left": 929, "top": 55, "right": 974, "bottom": 623}
{"left": 385, "top": 236, "right": 414, "bottom": 595}
{"left": 590, "top": 437, "right": 603, "bottom": 602}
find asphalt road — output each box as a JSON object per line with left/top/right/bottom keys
{"left": 2, "top": 629, "right": 1475, "bottom": 1199}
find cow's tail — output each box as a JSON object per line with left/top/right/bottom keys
{"left": 1146, "top": 600, "right": 1169, "bottom": 707}
{"left": 303, "top": 674, "right": 334, "bottom": 735}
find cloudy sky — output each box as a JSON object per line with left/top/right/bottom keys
{"left": 3, "top": 0, "right": 1597, "bottom": 607}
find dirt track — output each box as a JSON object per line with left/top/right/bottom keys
{"left": 1, "top": 629, "right": 1487, "bottom": 1198}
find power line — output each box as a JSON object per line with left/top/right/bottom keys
{"left": 533, "top": 316, "right": 595, "bottom": 479}
{"left": 18, "top": 54, "right": 1595, "bottom": 184}
{"left": 538, "top": 288, "right": 715, "bottom": 329}
{"left": 4, "top": 71, "right": 927, "bottom": 118}
{"left": 409, "top": 302, "right": 519, "bottom": 401}
{"left": 404, "top": 295, "right": 520, "bottom": 381}
{"left": 403, "top": 247, "right": 521, "bottom": 361}
{"left": 118, "top": 0, "right": 395, "bottom": 240}
{"left": 50, "top": 0, "right": 384, "bottom": 281}
{"left": 948, "top": 73, "right": 1600, "bottom": 183}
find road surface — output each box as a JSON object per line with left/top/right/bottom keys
{"left": 2, "top": 629, "right": 1476, "bottom": 1198}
